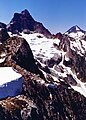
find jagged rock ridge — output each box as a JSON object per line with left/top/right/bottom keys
{"left": 7, "top": 9, "right": 52, "bottom": 38}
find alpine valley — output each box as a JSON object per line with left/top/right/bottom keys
{"left": 0, "top": 9, "right": 86, "bottom": 120}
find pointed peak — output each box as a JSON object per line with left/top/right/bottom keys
{"left": 66, "top": 25, "right": 85, "bottom": 34}
{"left": 21, "top": 9, "right": 30, "bottom": 16}
{"left": 74, "top": 25, "right": 81, "bottom": 30}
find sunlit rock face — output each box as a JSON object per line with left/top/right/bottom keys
{"left": 0, "top": 67, "right": 22, "bottom": 99}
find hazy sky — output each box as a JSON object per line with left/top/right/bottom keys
{"left": 0, "top": 0, "right": 86, "bottom": 33}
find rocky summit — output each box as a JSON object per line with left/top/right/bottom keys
{"left": 7, "top": 9, "right": 52, "bottom": 38}
{"left": 0, "top": 10, "right": 86, "bottom": 120}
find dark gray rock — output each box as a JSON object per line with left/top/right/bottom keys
{"left": 7, "top": 9, "right": 52, "bottom": 38}
{"left": 0, "top": 36, "right": 44, "bottom": 78}
{"left": 0, "top": 22, "right": 9, "bottom": 43}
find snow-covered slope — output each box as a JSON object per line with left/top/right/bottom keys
{"left": 21, "top": 33, "right": 61, "bottom": 60}
{"left": 0, "top": 67, "right": 23, "bottom": 99}
{"left": 70, "top": 37, "right": 86, "bottom": 56}
{"left": 20, "top": 33, "right": 86, "bottom": 97}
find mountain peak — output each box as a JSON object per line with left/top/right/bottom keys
{"left": 66, "top": 25, "right": 82, "bottom": 33}
{"left": 74, "top": 25, "right": 81, "bottom": 31}
{"left": 64, "top": 25, "right": 86, "bottom": 38}
{"left": 65, "top": 25, "right": 85, "bottom": 35}
{"left": 21, "top": 9, "right": 30, "bottom": 16}
{"left": 7, "top": 9, "right": 52, "bottom": 38}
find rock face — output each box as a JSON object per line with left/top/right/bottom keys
{"left": 53, "top": 32, "right": 63, "bottom": 40}
{"left": 0, "top": 22, "right": 9, "bottom": 43}
{"left": 23, "top": 77, "right": 86, "bottom": 120}
{"left": 58, "top": 34, "right": 86, "bottom": 81}
{"left": 0, "top": 95, "right": 37, "bottom": 120}
{"left": 0, "top": 36, "right": 44, "bottom": 78}
{"left": 0, "top": 22, "right": 6, "bottom": 28}
{"left": 7, "top": 9, "right": 52, "bottom": 38}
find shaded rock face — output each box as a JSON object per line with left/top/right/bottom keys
{"left": 0, "top": 22, "right": 9, "bottom": 43}
{"left": 54, "top": 32, "right": 63, "bottom": 40}
{"left": 0, "top": 36, "right": 43, "bottom": 77}
{"left": 58, "top": 34, "right": 86, "bottom": 82}
{"left": 0, "top": 22, "right": 6, "bottom": 28}
{"left": 7, "top": 9, "right": 52, "bottom": 38}
{"left": 11, "top": 38, "right": 38, "bottom": 73}
{"left": 71, "top": 51, "right": 86, "bottom": 82}
{"left": 23, "top": 78, "right": 86, "bottom": 120}
{"left": 65, "top": 25, "right": 86, "bottom": 34}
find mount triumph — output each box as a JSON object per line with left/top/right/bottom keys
{"left": 0, "top": 9, "right": 86, "bottom": 120}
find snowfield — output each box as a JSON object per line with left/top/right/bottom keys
{"left": 21, "top": 33, "right": 61, "bottom": 59}
{"left": 0, "top": 67, "right": 23, "bottom": 99}
{"left": 65, "top": 31, "right": 84, "bottom": 39}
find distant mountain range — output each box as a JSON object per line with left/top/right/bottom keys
{"left": 0, "top": 9, "right": 86, "bottom": 39}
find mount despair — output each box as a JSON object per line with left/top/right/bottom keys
{"left": 7, "top": 9, "right": 52, "bottom": 38}
{"left": 0, "top": 9, "right": 86, "bottom": 120}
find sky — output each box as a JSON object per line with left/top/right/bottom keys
{"left": 0, "top": 0, "right": 86, "bottom": 34}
